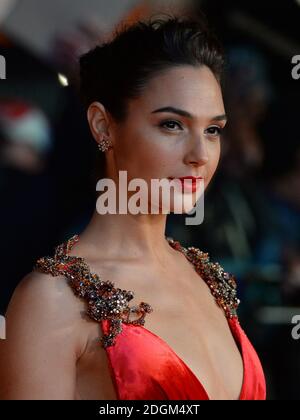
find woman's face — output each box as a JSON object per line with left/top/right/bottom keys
{"left": 106, "top": 65, "right": 227, "bottom": 213}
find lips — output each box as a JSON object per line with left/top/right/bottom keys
{"left": 168, "top": 176, "right": 204, "bottom": 193}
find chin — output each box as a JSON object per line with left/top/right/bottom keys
{"left": 168, "top": 190, "right": 203, "bottom": 214}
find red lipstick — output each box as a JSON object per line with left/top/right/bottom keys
{"left": 168, "top": 176, "right": 204, "bottom": 193}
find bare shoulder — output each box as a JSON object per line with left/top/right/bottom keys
{"left": 6, "top": 269, "right": 93, "bottom": 356}
{"left": 0, "top": 269, "right": 98, "bottom": 399}
{"left": 13, "top": 269, "right": 83, "bottom": 314}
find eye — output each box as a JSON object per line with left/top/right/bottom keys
{"left": 205, "top": 125, "right": 223, "bottom": 138}
{"left": 159, "top": 120, "right": 183, "bottom": 131}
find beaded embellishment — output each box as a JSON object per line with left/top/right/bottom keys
{"left": 166, "top": 237, "right": 240, "bottom": 320}
{"left": 33, "top": 234, "right": 240, "bottom": 348}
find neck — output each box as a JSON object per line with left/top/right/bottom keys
{"left": 76, "top": 209, "right": 176, "bottom": 265}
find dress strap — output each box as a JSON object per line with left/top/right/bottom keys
{"left": 33, "top": 234, "right": 240, "bottom": 348}
{"left": 33, "top": 235, "right": 153, "bottom": 348}
{"left": 166, "top": 237, "right": 240, "bottom": 319}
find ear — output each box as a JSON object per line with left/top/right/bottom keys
{"left": 87, "top": 101, "right": 113, "bottom": 145}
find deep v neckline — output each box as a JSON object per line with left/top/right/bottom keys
{"left": 103, "top": 238, "right": 245, "bottom": 400}
{"left": 137, "top": 318, "right": 246, "bottom": 400}
{"left": 157, "top": 237, "right": 246, "bottom": 400}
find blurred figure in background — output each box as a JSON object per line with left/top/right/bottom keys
{"left": 259, "top": 96, "right": 300, "bottom": 305}
{"left": 0, "top": 99, "right": 55, "bottom": 314}
{"left": 0, "top": 99, "right": 51, "bottom": 173}
{"left": 222, "top": 46, "right": 273, "bottom": 178}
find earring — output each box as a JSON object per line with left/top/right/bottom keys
{"left": 98, "top": 134, "right": 112, "bottom": 152}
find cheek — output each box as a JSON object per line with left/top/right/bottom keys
{"left": 116, "top": 125, "right": 173, "bottom": 179}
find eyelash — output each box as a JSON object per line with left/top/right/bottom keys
{"left": 158, "top": 119, "right": 224, "bottom": 138}
{"left": 159, "top": 120, "right": 183, "bottom": 131}
{"left": 205, "top": 126, "right": 223, "bottom": 138}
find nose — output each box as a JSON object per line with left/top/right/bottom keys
{"left": 183, "top": 136, "right": 209, "bottom": 167}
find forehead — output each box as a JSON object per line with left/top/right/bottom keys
{"left": 130, "top": 65, "right": 225, "bottom": 117}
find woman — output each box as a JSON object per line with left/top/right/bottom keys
{"left": 0, "top": 16, "right": 266, "bottom": 400}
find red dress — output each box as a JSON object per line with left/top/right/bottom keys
{"left": 34, "top": 235, "right": 266, "bottom": 400}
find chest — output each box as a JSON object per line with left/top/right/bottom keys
{"left": 75, "top": 266, "right": 244, "bottom": 400}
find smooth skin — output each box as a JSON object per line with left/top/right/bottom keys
{"left": 0, "top": 65, "right": 244, "bottom": 400}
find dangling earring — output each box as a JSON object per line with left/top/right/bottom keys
{"left": 98, "top": 134, "right": 112, "bottom": 152}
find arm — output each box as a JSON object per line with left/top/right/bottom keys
{"left": 0, "top": 271, "right": 86, "bottom": 400}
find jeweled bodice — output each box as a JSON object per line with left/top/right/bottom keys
{"left": 33, "top": 234, "right": 240, "bottom": 348}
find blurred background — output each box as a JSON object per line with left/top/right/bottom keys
{"left": 0, "top": 0, "right": 299, "bottom": 400}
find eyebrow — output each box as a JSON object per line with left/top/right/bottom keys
{"left": 151, "top": 106, "right": 227, "bottom": 122}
